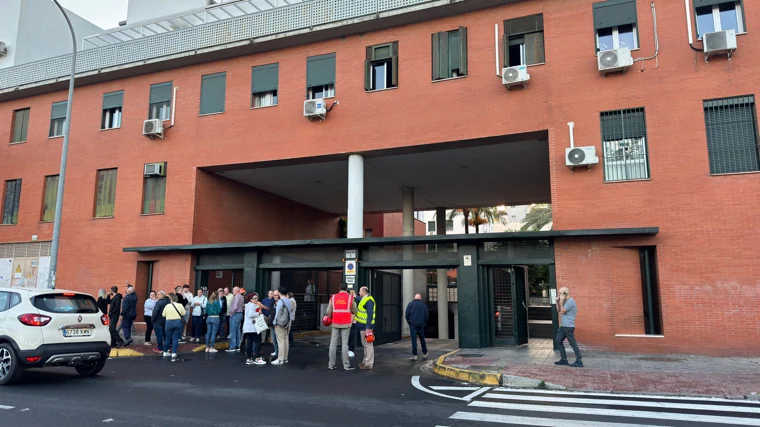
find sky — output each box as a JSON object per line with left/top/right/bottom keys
{"left": 59, "top": 0, "right": 129, "bottom": 30}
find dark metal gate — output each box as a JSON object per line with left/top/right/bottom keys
{"left": 489, "top": 267, "right": 528, "bottom": 346}
{"left": 370, "top": 270, "right": 402, "bottom": 345}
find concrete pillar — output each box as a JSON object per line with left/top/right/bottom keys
{"left": 347, "top": 154, "right": 364, "bottom": 239}
{"left": 436, "top": 208, "right": 449, "bottom": 339}
{"left": 402, "top": 186, "right": 414, "bottom": 335}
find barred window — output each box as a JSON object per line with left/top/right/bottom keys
{"left": 600, "top": 108, "right": 649, "bottom": 182}
{"left": 703, "top": 95, "right": 759, "bottom": 175}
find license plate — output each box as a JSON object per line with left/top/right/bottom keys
{"left": 63, "top": 328, "right": 92, "bottom": 337}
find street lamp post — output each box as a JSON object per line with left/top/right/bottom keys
{"left": 47, "top": 0, "right": 77, "bottom": 289}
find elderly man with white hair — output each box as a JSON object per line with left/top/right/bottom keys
{"left": 555, "top": 286, "right": 583, "bottom": 368}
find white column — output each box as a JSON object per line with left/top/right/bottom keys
{"left": 402, "top": 186, "right": 415, "bottom": 335}
{"left": 347, "top": 154, "right": 364, "bottom": 239}
{"left": 436, "top": 208, "right": 449, "bottom": 339}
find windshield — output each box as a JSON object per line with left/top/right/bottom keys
{"left": 33, "top": 294, "right": 99, "bottom": 314}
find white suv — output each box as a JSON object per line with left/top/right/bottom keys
{"left": 0, "top": 288, "right": 111, "bottom": 385}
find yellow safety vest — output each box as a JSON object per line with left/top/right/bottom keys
{"left": 355, "top": 296, "right": 376, "bottom": 326}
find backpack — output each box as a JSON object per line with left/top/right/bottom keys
{"left": 275, "top": 300, "right": 291, "bottom": 328}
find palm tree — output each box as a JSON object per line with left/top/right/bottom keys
{"left": 468, "top": 207, "right": 503, "bottom": 234}
{"left": 520, "top": 204, "right": 552, "bottom": 231}
{"left": 447, "top": 208, "right": 472, "bottom": 234}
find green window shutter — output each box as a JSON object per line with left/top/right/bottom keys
{"left": 431, "top": 32, "right": 441, "bottom": 80}
{"left": 593, "top": 0, "right": 638, "bottom": 30}
{"left": 458, "top": 26, "right": 468, "bottom": 76}
{"left": 149, "top": 82, "right": 173, "bottom": 103}
{"left": 102, "top": 91, "right": 124, "bottom": 110}
{"left": 306, "top": 53, "right": 336, "bottom": 88}
{"left": 200, "top": 72, "right": 226, "bottom": 115}
{"left": 143, "top": 176, "right": 167, "bottom": 214}
{"left": 42, "top": 175, "right": 59, "bottom": 222}
{"left": 251, "top": 63, "right": 279, "bottom": 94}
{"left": 51, "top": 101, "right": 67, "bottom": 120}
{"left": 524, "top": 32, "right": 545, "bottom": 65}
{"left": 694, "top": 0, "right": 729, "bottom": 6}
{"left": 502, "top": 33, "right": 510, "bottom": 67}
{"left": 95, "top": 169, "right": 117, "bottom": 218}
{"left": 391, "top": 42, "right": 399, "bottom": 87}
{"left": 2, "top": 179, "right": 21, "bottom": 225}
{"left": 12, "top": 109, "right": 30, "bottom": 143}
{"left": 704, "top": 96, "right": 759, "bottom": 174}
{"left": 505, "top": 14, "right": 544, "bottom": 36}
{"left": 372, "top": 43, "right": 393, "bottom": 60}
{"left": 364, "top": 59, "right": 373, "bottom": 91}
{"left": 448, "top": 31, "right": 459, "bottom": 75}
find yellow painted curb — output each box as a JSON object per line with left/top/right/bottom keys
{"left": 433, "top": 349, "right": 502, "bottom": 386}
{"left": 109, "top": 348, "right": 145, "bottom": 358}
{"left": 192, "top": 341, "right": 230, "bottom": 352}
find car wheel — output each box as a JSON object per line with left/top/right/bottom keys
{"left": 74, "top": 358, "right": 106, "bottom": 377}
{"left": 0, "top": 343, "right": 23, "bottom": 385}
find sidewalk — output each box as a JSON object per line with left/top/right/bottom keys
{"left": 434, "top": 339, "right": 760, "bottom": 398}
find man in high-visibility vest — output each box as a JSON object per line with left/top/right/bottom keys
{"left": 326, "top": 282, "right": 357, "bottom": 370}
{"left": 355, "top": 286, "right": 376, "bottom": 370}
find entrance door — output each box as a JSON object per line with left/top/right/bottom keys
{"left": 371, "top": 270, "right": 402, "bottom": 344}
{"left": 489, "top": 267, "right": 528, "bottom": 346}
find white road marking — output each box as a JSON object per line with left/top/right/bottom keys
{"left": 482, "top": 392, "right": 760, "bottom": 414}
{"left": 431, "top": 386, "right": 482, "bottom": 391}
{"left": 0, "top": 405, "right": 15, "bottom": 410}
{"left": 411, "top": 376, "right": 469, "bottom": 401}
{"left": 463, "top": 387, "right": 492, "bottom": 401}
{"left": 20, "top": 408, "right": 29, "bottom": 412}
{"left": 450, "top": 411, "right": 644, "bottom": 426}
{"left": 491, "top": 387, "right": 760, "bottom": 405}
{"left": 102, "top": 419, "right": 114, "bottom": 423}
{"left": 468, "top": 400, "right": 760, "bottom": 426}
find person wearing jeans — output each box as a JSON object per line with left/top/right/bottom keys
{"left": 554, "top": 286, "right": 583, "bottom": 368}
{"left": 405, "top": 293, "right": 429, "bottom": 361}
{"left": 162, "top": 293, "right": 186, "bottom": 359}
{"left": 243, "top": 293, "right": 266, "bottom": 365}
{"left": 120, "top": 285, "right": 138, "bottom": 346}
{"left": 151, "top": 290, "right": 170, "bottom": 354}
{"left": 271, "top": 289, "right": 293, "bottom": 366}
{"left": 205, "top": 292, "right": 222, "bottom": 353}
{"left": 226, "top": 287, "right": 245, "bottom": 352}
{"left": 191, "top": 289, "right": 207, "bottom": 343}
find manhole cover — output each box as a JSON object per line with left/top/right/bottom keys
{"left": 459, "top": 353, "right": 484, "bottom": 358}
{"left": 636, "top": 356, "right": 684, "bottom": 363}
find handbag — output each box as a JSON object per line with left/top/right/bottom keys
{"left": 171, "top": 302, "right": 187, "bottom": 327}
{"left": 254, "top": 313, "right": 269, "bottom": 333}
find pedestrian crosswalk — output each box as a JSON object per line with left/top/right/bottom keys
{"left": 444, "top": 388, "right": 760, "bottom": 426}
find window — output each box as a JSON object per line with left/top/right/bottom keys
{"left": 364, "top": 229, "right": 373, "bottom": 237}
{"left": 142, "top": 163, "right": 166, "bottom": 215}
{"left": 427, "top": 221, "right": 436, "bottom": 232}
{"left": 94, "top": 169, "right": 117, "bottom": 218}
{"left": 307, "top": 53, "right": 336, "bottom": 100}
{"left": 102, "top": 90, "right": 123, "bottom": 130}
{"left": 2, "top": 179, "right": 22, "bottom": 225}
{"left": 251, "top": 63, "right": 279, "bottom": 108}
{"left": 33, "top": 293, "right": 99, "bottom": 314}
{"left": 446, "top": 220, "right": 454, "bottom": 231}
{"left": 504, "top": 14, "right": 545, "bottom": 67}
{"left": 639, "top": 247, "right": 662, "bottom": 335}
{"left": 600, "top": 108, "right": 649, "bottom": 182}
{"left": 49, "top": 101, "right": 67, "bottom": 137}
{"left": 703, "top": 95, "right": 759, "bottom": 174}
{"left": 432, "top": 27, "right": 468, "bottom": 80}
{"left": 41, "top": 175, "right": 59, "bottom": 222}
{"left": 593, "top": 0, "right": 639, "bottom": 52}
{"left": 0, "top": 292, "right": 8, "bottom": 312}
{"left": 148, "top": 82, "right": 172, "bottom": 120}
{"left": 200, "top": 72, "right": 226, "bottom": 115}
{"left": 11, "top": 108, "right": 30, "bottom": 143}
{"left": 364, "top": 42, "right": 398, "bottom": 91}
{"left": 695, "top": 1, "right": 745, "bottom": 38}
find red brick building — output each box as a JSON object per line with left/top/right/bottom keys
{"left": 1, "top": 0, "right": 758, "bottom": 356}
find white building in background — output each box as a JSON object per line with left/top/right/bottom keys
{"left": 420, "top": 205, "right": 549, "bottom": 235}
{"left": 0, "top": 0, "right": 102, "bottom": 69}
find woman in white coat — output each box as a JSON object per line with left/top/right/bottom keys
{"left": 243, "top": 292, "right": 267, "bottom": 365}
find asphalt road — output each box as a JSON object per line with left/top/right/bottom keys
{"left": 0, "top": 340, "right": 468, "bottom": 427}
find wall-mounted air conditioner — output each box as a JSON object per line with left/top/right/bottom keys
{"left": 597, "top": 47, "right": 633, "bottom": 75}
{"left": 0, "top": 42, "right": 7, "bottom": 57}
{"left": 502, "top": 66, "right": 530, "bottom": 89}
{"left": 144, "top": 162, "right": 166, "bottom": 177}
{"left": 565, "top": 146, "right": 599, "bottom": 169}
{"left": 143, "top": 119, "right": 164, "bottom": 139}
{"left": 304, "top": 99, "right": 327, "bottom": 121}
{"left": 703, "top": 30, "right": 737, "bottom": 61}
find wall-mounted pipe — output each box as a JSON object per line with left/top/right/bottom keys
{"left": 684, "top": 0, "right": 695, "bottom": 47}
{"left": 171, "top": 86, "right": 177, "bottom": 127}
{"left": 494, "top": 24, "right": 500, "bottom": 77}
{"left": 568, "top": 122, "right": 575, "bottom": 148}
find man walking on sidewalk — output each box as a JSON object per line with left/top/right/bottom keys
{"left": 405, "top": 293, "right": 429, "bottom": 361}
{"left": 327, "top": 283, "right": 357, "bottom": 371}
{"left": 555, "top": 286, "right": 583, "bottom": 368}
{"left": 356, "top": 286, "right": 376, "bottom": 370}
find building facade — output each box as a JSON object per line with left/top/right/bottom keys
{"left": 1, "top": 0, "right": 759, "bottom": 356}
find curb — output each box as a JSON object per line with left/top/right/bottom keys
{"left": 433, "top": 350, "right": 502, "bottom": 386}
{"left": 109, "top": 348, "right": 145, "bottom": 358}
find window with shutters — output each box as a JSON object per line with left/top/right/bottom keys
{"left": 432, "top": 27, "right": 468, "bottom": 80}
{"left": 94, "top": 169, "right": 118, "bottom": 218}
{"left": 148, "top": 82, "right": 172, "bottom": 120}
{"left": 251, "top": 63, "right": 279, "bottom": 108}
{"left": 200, "top": 72, "right": 226, "bottom": 115}
{"left": 593, "top": 0, "right": 639, "bottom": 52}
{"left": 364, "top": 42, "right": 398, "bottom": 91}
{"left": 2, "top": 179, "right": 22, "bottom": 225}
{"left": 142, "top": 163, "right": 166, "bottom": 215}
{"left": 703, "top": 95, "right": 759, "bottom": 175}
{"left": 101, "top": 90, "right": 123, "bottom": 130}
{"left": 694, "top": 1, "right": 745, "bottom": 39}
{"left": 600, "top": 108, "right": 650, "bottom": 182}
{"left": 41, "top": 175, "right": 59, "bottom": 222}
{"left": 306, "top": 53, "right": 336, "bottom": 100}
{"left": 10, "top": 108, "right": 30, "bottom": 144}
{"left": 504, "top": 14, "right": 545, "bottom": 67}
{"left": 49, "top": 101, "right": 67, "bottom": 138}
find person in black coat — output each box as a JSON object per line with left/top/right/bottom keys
{"left": 120, "top": 285, "right": 138, "bottom": 346}
{"left": 108, "top": 286, "right": 123, "bottom": 347}
{"left": 405, "top": 293, "right": 429, "bottom": 361}
{"left": 217, "top": 290, "right": 228, "bottom": 339}
{"left": 151, "top": 291, "right": 171, "bottom": 353}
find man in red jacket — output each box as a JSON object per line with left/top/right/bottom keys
{"left": 326, "top": 283, "right": 357, "bottom": 371}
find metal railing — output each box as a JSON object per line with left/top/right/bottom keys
{"left": 0, "top": 0, "right": 434, "bottom": 92}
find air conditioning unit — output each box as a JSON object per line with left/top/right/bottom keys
{"left": 144, "top": 162, "right": 166, "bottom": 177}
{"left": 703, "top": 30, "right": 737, "bottom": 61}
{"left": 0, "top": 42, "right": 7, "bottom": 57}
{"left": 597, "top": 47, "right": 633, "bottom": 75}
{"left": 565, "top": 146, "right": 599, "bottom": 169}
{"left": 304, "top": 99, "right": 327, "bottom": 121}
{"left": 502, "top": 66, "right": 530, "bottom": 89}
{"left": 142, "top": 119, "right": 164, "bottom": 139}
